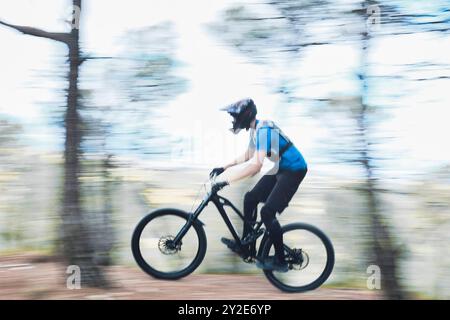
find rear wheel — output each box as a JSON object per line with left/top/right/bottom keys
{"left": 261, "top": 223, "right": 334, "bottom": 292}
{"left": 131, "top": 209, "right": 207, "bottom": 280}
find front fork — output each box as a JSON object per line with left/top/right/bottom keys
{"left": 172, "top": 193, "right": 209, "bottom": 245}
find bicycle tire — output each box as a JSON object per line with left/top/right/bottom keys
{"left": 260, "top": 222, "right": 335, "bottom": 292}
{"left": 131, "top": 208, "right": 207, "bottom": 280}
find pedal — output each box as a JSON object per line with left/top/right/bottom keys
{"left": 221, "top": 237, "right": 243, "bottom": 255}
{"left": 243, "top": 256, "right": 256, "bottom": 264}
{"left": 242, "top": 229, "right": 265, "bottom": 246}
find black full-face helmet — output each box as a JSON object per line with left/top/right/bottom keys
{"left": 221, "top": 98, "right": 257, "bottom": 134}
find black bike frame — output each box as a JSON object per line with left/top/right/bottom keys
{"left": 172, "top": 188, "right": 297, "bottom": 259}
{"left": 172, "top": 190, "right": 262, "bottom": 248}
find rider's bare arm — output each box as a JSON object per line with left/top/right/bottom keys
{"left": 226, "top": 150, "right": 265, "bottom": 184}
{"left": 223, "top": 147, "right": 255, "bottom": 170}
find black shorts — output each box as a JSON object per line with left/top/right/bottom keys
{"left": 249, "top": 168, "right": 307, "bottom": 214}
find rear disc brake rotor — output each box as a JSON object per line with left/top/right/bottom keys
{"left": 290, "top": 248, "right": 310, "bottom": 270}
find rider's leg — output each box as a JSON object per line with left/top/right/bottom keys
{"left": 260, "top": 204, "right": 284, "bottom": 262}
{"left": 242, "top": 175, "right": 276, "bottom": 238}
{"left": 241, "top": 192, "right": 260, "bottom": 258}
{"left": 221, "top": 175, "right": 276, "bottom": 256}
{"left": 260, "top": 169, "right": 307, "bottom": 264}
{"left": 243, "top": 191, "right": 258, "bottom": 239}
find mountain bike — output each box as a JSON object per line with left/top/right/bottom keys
{"left": 131, "top": 176, "right": 334, "bottom": 292}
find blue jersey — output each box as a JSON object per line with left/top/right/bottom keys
{"left": 249, "top": 120, "right": 307, "bottom": 171}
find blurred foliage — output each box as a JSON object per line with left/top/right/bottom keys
{"left": 80, "top": 21, "right": 187, "bottom": 158}
{"left": 1, "top": 0, "right": 449, "bottom": 297}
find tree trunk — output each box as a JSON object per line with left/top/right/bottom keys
{"left": 358, "top": 0, "right": 406, "bottom": 299}
{"left": 60, "top": 0, "right": 109, "bottom": 287}
{"left": 0, "top": 0, "right": 110, "bottom": 288}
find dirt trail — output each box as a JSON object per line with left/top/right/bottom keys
{"left": 0, "top": 254, "right": 380, "bottom": 300}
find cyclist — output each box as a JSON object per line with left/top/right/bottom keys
{"left": 210, "top": 98, "right": 308, "bottom": 272}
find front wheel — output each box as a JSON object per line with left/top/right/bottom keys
{"left": 261, "top": 223, "right": 334, "bottom": 292}
{"left": 131, "top": 209, "right": 207, "bottom": 280}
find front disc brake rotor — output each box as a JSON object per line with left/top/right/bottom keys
{"left": 158, "top": 235, "right": 181, "bottom": 255}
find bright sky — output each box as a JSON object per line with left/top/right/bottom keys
{"left": 0, "top": 0, "right": 449, "bottom": 179}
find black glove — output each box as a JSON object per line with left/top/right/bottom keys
{"left": 209, "top": 167, "right": 225, "bottom": 179}
{"left": 211, "top": 181, "right": 229, "bottom": 193}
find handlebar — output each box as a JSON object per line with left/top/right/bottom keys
{"left": 190, "top": 173, "right": 225, "bottom": 212}
{"left": 208, "top": 174, "right": 228, "bottom": 194}
{"left": 209, "top": 174, "right": 218, "bottom": 184}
